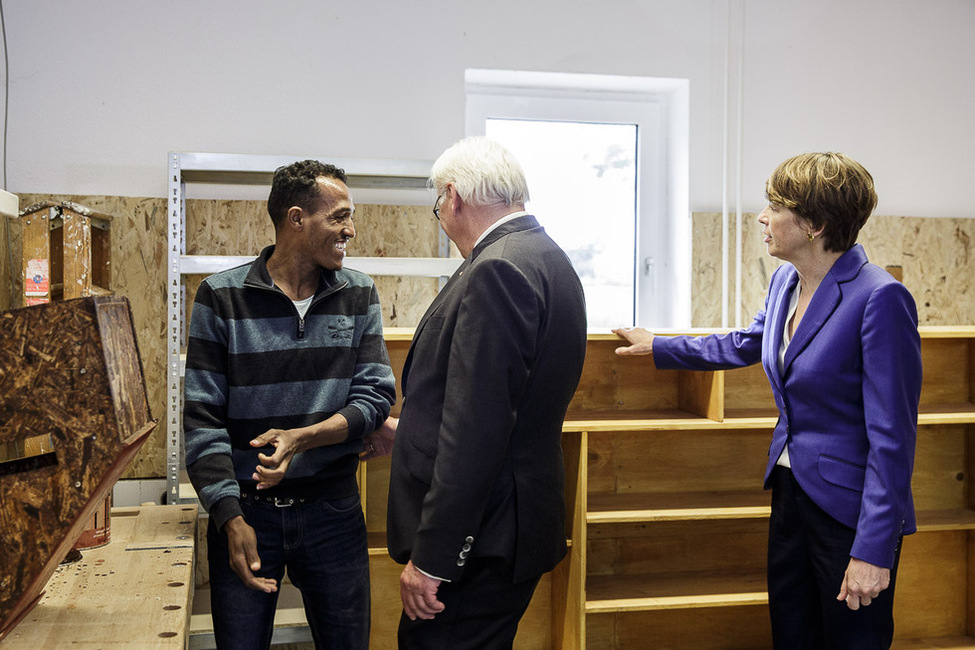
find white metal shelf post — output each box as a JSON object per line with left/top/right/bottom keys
{"left": 165, "top": 152, "right": 454, "bottom": 504}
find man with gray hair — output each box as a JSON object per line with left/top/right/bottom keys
{"left": 384, "top": 136, "right": 588, "bottom": 648}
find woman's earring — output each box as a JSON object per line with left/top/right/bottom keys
{"left": 807, "top": 232, "right": 815, "bottom": 242}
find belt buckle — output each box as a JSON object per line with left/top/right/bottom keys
{"left": 273, "top": 497, "right": 295, "bottom": 508}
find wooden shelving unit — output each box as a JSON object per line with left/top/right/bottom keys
{"left": 546, "top": 329, "right": 975, "bottom": 649}
{"left": 177, "top": 306, "right": 974, "bottom": 647}
{"left": 186, "top": 327, "right": 975, "bottom": 648}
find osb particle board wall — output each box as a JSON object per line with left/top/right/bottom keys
{"left": 3, "top": 200, "right": 974, "bottom": 479}
{"left": 691, "top": 212, "right": 975, "bottom": 328}
{"left": 4, "top": 194, "right": 445, "bottom": 479}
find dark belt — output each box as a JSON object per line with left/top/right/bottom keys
{"left": 240, "top": 491, "right": 319, "bottom": 508}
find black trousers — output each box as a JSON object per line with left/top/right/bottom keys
{"left": 768, "top": 466, "right": 902, "bottom": 650}
{"left": 398, "top": 558, "right": 542, "bottom": 650}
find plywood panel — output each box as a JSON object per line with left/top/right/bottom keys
{"left": 586, "top": 604, "right": 772, "bottom": 649}
{"left": 912, "top": 425, "right": 969, "bottom": 511}
{"left": 568, "top": 340, "right": 681, "bottom": 418}
{"left": 894, "top": 531, "right": 969, "bottom": 639}
{"left": 587, "top": 429, "right": 770, "bottom": 497}
{"left": 692, "top": 212, "right": 975, "bottom": 329}
{"left": 587, "top": 519, "right": 768, "bottom": 578}
{"left": 0, "top": 297, "right": 156, "bottom": 639}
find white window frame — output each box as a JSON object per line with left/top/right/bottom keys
{"left": 465, "top": 69, "right": 690, "bottom": 328}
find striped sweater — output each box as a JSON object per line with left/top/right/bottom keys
{"left": 183, "top": 246, "right": 395, "bottom": 528}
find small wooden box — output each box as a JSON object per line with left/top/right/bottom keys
{"left": 0, "top": 296, "right": 155, "bottom": 640}
{"left": 16, "top": 201, "right": 112, "bottom": 305}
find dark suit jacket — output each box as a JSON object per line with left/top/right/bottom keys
{"left": 654, "top": 244, "right": 922, "bottom": 568}
{"left": 387, "top": 214, "right": 587, "bottom": 583}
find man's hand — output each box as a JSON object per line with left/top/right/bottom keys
{"left": 224, "top": 516, "right": 278, "bottom": 593}
{"left": 400, "top": 560, "right": 445, "bottom": 621}
{"left": 249, "top": 428, "right": 302, "bottom": 489}
{"left": 837, "top": 557, "right": 890, "bottom": 610}
{"left": 361, "top": 416, "right": 397, "bottom": 461}
{"left": 612, "top": 327, "right": 655, "bottom": 356}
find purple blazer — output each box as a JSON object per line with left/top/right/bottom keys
{"left": 654, "top": 244, "right": 922, "bottom": 568}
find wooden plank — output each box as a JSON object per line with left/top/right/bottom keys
{"left": 587, "top": 429, "right": 769, "bottom": 498}
{"left": 552, "top": 431, "right": 587, "bottom": 649}
{"left": 562, "top": 413, "right": 777, "bottom": 432}
{"left": 894, "top": 531, "right": 969, "bottom": 639}
{"left": 2, "top": 505, "right": 196, "bottom": 648}
{"left": 585, "top": 570, "right": 768, "bottom": 613}
{"left": 677, "top": 369, "right": 722, "bottom": 421}
{"left": 20, "top": 206, "right": 52, "bottom": 305}
{"left": 587, "top": 490, "right": 771, "bottom": 524}
{"left": 587, "top": 606, "right": 772, "bottom": 649}
{"left": 61, "top": 209, "right": 92, "bottom": 299}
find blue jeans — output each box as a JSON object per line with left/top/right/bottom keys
{"left": 207, "top": 493, "right": 370, "bottom": 650}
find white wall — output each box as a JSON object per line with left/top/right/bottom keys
{"left": 1, "top": 0, "right": 972, "bottom": 217}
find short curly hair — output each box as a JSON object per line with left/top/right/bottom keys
{"left": 267, "top": 160, "right": 347, "bottom": 228}
{"left": 765, "top": 152, "right": 877, "bottom": 253}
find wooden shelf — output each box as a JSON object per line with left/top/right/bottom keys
{"left": 563, "top": 411, "right": 776, "bottom": 432}
{"left": 918, "top": 403, "right": 975, "bottom": 425}
{"left": 182, "top": 328, "right": 975, "bottom": 649}
{"left": 570, "top": 328, "right": 975, "bottom": 648}
{"left": 585, "top": 570, "right": 768, "bottom": 613}
{"left": 587, "top": 490, "right": 771, "bottom": 524}
{"left": 587, "top": 499, "right": 975, "bottom": 530}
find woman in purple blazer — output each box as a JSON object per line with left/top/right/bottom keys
{"left": 614, "top": 153, "right": 922, "bottom": 649}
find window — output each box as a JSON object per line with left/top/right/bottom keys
{"left": 466, "top": 69, "right": 690, "bottom": 328}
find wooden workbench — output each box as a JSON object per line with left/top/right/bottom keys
{"left": 2, "top": 504, "right": 197, "bottom": 648}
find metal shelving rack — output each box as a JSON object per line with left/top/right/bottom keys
{"left": 165, "top": 152, "right": 454, "bottom": 504}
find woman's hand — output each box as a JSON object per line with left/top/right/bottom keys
{"left": 612, "top": 327, "right": 655, "bottom": 356}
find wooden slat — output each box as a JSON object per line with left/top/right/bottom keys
{"left": 585, "top": 570, "right": 768, "bottom": 613}
{"left": 61, "top": 209, "right": 92, "bottom": 299}
{"left": 587, "top": 490, "right": 771, "bottom": 524}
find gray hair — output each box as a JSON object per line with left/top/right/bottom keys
{"left": 430, "top": 136, "right": 530, "bottom": 207}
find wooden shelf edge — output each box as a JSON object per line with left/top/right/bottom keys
{"left": 588, "top": 506, "right": 771, "bottom": 524}
{"left": 562, "top": 417, "right": 777, "bottom": 432}
{"left": 587, "top": 507, "right": 975, "bottom": 529}
{"left": 586, "top": 591, "right": 768, "bottom": 614}
{"left": 562, "top": 406, "right": 975, "bottom": 432}
{"left": 918, "top": 410, "right": 975, "bottom": 425}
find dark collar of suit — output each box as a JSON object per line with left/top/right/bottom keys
{"left": 468, "top": 214, "right": 540, "bottom": 262}
{"left": 775, "top": 243, "right": 869, "bottom": 375}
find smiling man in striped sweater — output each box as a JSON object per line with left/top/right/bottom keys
{"left": 183, "top": 160, "right": 395, "bottom": 650}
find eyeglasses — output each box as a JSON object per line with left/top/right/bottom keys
{"left": 433, "top": 194, "right": 442, "bottom": 220}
